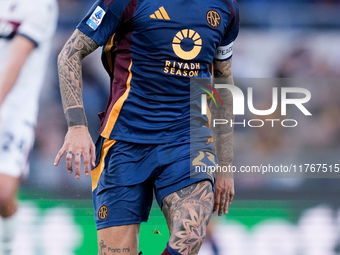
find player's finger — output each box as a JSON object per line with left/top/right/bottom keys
{"left": 224, "top": 198, "right": 230, "bottom": 215}
{"left": 213, "top": 190, "right": 221, "bottom": 213}
{"left": 66, "top": 150, "right": 73, "bottom": 173}
{"left": 218, "top": 195, "right": 226, "bottom": 216}
{"left": 91, "top": 142, "right": 96, "bottom": 167}
{"left": 83, "top": 152, "right": 91, "bottom": 177}
{"left": 229, "top": 191, "right": 235, "bottom": 204}
{"left": 74, "top": 152, "right": 81, "bottom": 179}
{"left": 54, "top": 147, "right": 66, "bottom": 166}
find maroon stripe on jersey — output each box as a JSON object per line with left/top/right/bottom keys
{"left": 8, "top": 21, "right": 21, "bottom": 29}
{"left": 102, "top": 0, "right": 131, "bottom": 8}
{"left": 101, "top": 0, "right": 113, "bottom": 7}
{"left": 224, "top": 0, "right": 236, "bottom": 34}
{"left": 99, "top": 0, "right": 139, "bottom": 134}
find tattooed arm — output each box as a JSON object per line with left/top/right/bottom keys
{"left": 58, "top": 29, "right": 99, "bottom": 126}
{"left": 209, "top": 58, "right": 235, "bottom": 216}
{"left": 54, "top": 29, "right": 99, "bottom": 178}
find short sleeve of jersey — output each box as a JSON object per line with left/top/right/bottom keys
{"left": 214, "top": 0, "right": 240, "bottom": 61}
{"left": 18, "top": 0, "right": 58, "bottom": 47}
{"left": 77, "top": 0, "right": 132, "bottom": 46}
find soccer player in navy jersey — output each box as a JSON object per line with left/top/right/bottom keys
{"left": 54, "top": 0, "right": 239, "bottom": 254}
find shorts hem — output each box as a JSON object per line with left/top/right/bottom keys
{"left": 157, "top": 177, "right": 214, "bottom": 209}
{"left": 96, "top": 217, "right": 149, "bottom": 230}
{"left": 0, "top": 168, "right": 22, "bottom": 178}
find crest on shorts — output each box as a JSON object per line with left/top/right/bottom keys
{"left": 98, "top": 205, "right": 108, "bottom": 220}
{"left": 206, "top": 10, "right": 221, "bottom": 28}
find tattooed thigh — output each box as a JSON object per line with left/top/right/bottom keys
{"left": 162, "top": 181, "right": 214, "bottom": 255}
{"left": 97, "top": 224, "right": 139, "bottom": 255}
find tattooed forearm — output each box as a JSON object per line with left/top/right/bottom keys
{"left": 162, "top": 181, "right": 214, "bottom": 255}
{"left": 57, "top": 29, "right": 99, "bottom": 127}
{"left": 210, "top": 58, "right": 234, "bottom": 168}
{"left": 210, "top": 88, "right": 234, "bottom": 166}
{"left": 213, "top": 58, "right": 232, "bottom": 81}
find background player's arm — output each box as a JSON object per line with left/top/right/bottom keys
{"left": 0, "top": 36, "right": 35, "bottom": 108}
{"left": 54, "top": 29, "right": 99, "bottom": 178}
{"left": 210, "top": 58, "right": 235, "bottom": 216}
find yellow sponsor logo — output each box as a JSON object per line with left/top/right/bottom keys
{"left": 172, "top": 29, "right": 202, "bottom": 60}
{"left": 150, "top": 6, "right": 170, "bottom": 20}
{"left": 164, "top": 29, "right": 203, "bottom": 76}
{"left": 164, "top": 60, "right": 200, "bottom": 77}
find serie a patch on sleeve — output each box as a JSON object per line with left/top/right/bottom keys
{"left": 86, "top": 6, "right": 106, "bottom": 31}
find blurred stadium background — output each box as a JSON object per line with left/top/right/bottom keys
{"left": 4, "top": 0, "right": 340, "bottom": 254}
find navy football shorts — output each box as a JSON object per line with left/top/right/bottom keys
{"left": 91, "top": 135, "right": 216, "bottom": 230}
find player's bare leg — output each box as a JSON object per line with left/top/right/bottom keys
{"left": 162, "top": 180, "right": 214, "bottom": 255}
{"left": 0, "top": 173, "right": 20, "bottom": 255}
{"left": 0, "top": 174, "right": 19, "bottom": 217}
{"left": 96, "top": 224, "right": 140, "bottom": 255}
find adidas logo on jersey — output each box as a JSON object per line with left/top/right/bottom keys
{"left": 150, "top": 6, "right": 170, "bottom": 20}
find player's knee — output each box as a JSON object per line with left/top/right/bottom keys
{"left": 0, "top": 177, "right": 18, "bottom": 209}
{"left": 170, "top": 221, "right": 208, "bottom": 254}
{"left": 169, "top": 203, "right": 212, "bottom": 254}
{"left": 0, "top": 189, "right": 14, "bottom": 208}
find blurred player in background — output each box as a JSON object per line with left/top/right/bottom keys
{"left": 55, "top": 0, "right": 238, "bottom": 254}
{"left": 0, "top": 0, "right": 58, "bottom": 254}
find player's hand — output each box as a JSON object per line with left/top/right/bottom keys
{"left": 54, "top": 126, "right": 96, "bottom": 179}
{"left": 213, "top": 173, "right": 234, "bottom": 216}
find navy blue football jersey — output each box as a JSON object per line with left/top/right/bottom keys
{"left": 77, "top": 0, "right": 239, "bottom": 143}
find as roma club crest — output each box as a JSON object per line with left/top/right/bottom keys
{"left": 206, "top": 10, "right": 221, "bottom": 28}
{"left": 98, "top": 205, "right": 108, "bottom": 220}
